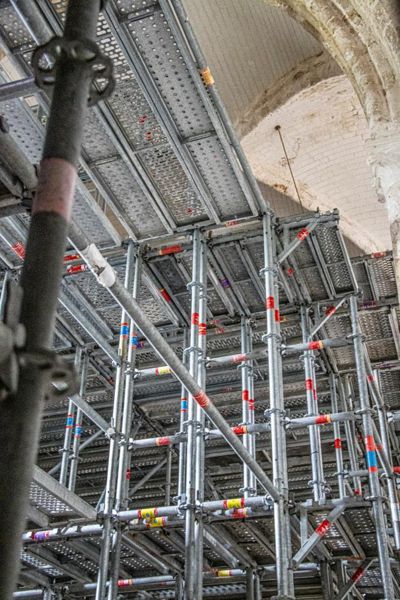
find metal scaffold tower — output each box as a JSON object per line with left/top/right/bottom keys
{"left": 0, "top": 1, "right": 398, "bottom": 600}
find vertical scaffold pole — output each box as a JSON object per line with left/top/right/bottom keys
{"left": 349, "top": 295, "right": 394, "bottom": 599}
{"left": 184, "top": 229, "right": 204, "bottom": 600}
{"left": 339, "top": 376, "right": 362, "bottom": 496}
{"left": 261, "top": 213, "right": 294, "bottom": 599}
{"left": 165, "top": 446, "right": 173, "bottom": 505}
{"left": 95, "top": 243, "right": 137, "bottom": 600}
{"left": 0, "top": 2, "right": 102, "bottom": 597}
{"left": 372, "top": 370, "right": 400, "bottom": 550}
{"left": 247, "top": 321, "right": 257, "bottom": 496}
{"left": 59, "top": 349, "right": 82, "bottom": 486}
{"left": 108, "top": 243, "right": 141, "bottom": 600}
{"left": 240, "top": 317, "right": 257, "bottom": 497}
{"left": 246, "top": 569, "right": 255, "bottom": 600}
{"left": 330, "top": 375, "right": 345, "bottom": 499}
{"left": 177, "top": 328, "right": 190, "bottom": 504}
{"left": 254, "top": 571, "right": 262, "bottom": 600}
{"left": 301, "top": 307, "right": 326, "bottom": 502}
{"left": 68, "top": 352, "right": 89, "bottom": 492}
{"left": 193, "top": 235, "right": 207, "bottom": 597}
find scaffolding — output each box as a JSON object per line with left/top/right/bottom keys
{"left": 0, "top": 1, "right": 399, "bottom": 599}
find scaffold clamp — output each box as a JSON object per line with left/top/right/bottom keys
{"left": 32, "top": 37, "right": 115, "bottom": 106}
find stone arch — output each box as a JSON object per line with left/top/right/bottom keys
{"left": 236, "top": 50, "right": 341, "bottom": 139}
{"left": 265, "top": 0, "right": 400, "bottom": 125}
{"left": 255, "top": 0, "right": 400, "bottom": 292}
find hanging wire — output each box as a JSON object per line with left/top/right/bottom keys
{"left": 275, "top": 124, "right": 303, "bottom": 210}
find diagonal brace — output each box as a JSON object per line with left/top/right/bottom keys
{"left": 292, "top": 502, "right": 346, "bottom": 569}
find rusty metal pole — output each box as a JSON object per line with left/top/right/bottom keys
{"left": 0, "top": 2, "right": 106, "bottom": 597}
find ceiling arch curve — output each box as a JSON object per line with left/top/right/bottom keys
{"left": 182, "top": 0, "right": 399, "bottom": 262}
{"left": 266, "top": 0, "right": 400, "bottom": 125}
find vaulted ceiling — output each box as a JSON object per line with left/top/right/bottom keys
{"left": 182, "top": 0, "right": 394, "bottom": 253}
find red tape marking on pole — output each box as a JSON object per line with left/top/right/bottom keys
{"left": 159, "top": 288, "right": 171, "bottom": 302}
{"left": 315, "top": 415, "right": 331, "bottom": 425}
{"left": 365, "top": 435, "right": 376, "bottom": 451}
{"left": 351, "top": 566, "right": 365, "bottom": 583}
{"left": 232, "top": 508, "right": 249, "bottom": 519}
{"left": 233, "top": 353, "right": 246, "bottom": 363}
{"left": 118, "top": 579, "right": 134, "bottom": 588}
{"left": 194, "top": 391, "right": 210, "bottom": 408}
{"left": 315, "top": 519, "right": 331, "bottom": 537}
{"left": 156, "top": 437, "right": 171, "bottom": 447}
{"left": 159, "top": 244, "right": 183, "bottom": 256}
{"left": 63, "top": 253, "right": 80, "bottom": 263}
{"left": 297, "top": 228, "right": 310, "bottom": 241}
{"left": 199, "top": 322, "right": 207, "bottom": 335}
{"left": 265, "top": 296, "right": 275, "bottom": 310}
{"left": 308, "top": 340, "right": 323, "bottom": 351}
{"left": 67, "top": 264, "right": 88, "bottom": 274}
{"left": 11, "top": 242, "right": 25, "bottom": 260}
{"left": 232, "top": 425, "right": 247, "bottom": 436}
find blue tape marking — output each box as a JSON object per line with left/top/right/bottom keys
{"left": 366, "top": 450, "right": 377, "bottom": 469}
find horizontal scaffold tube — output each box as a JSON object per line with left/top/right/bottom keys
{"left": 13, "top": 564, "right": 320, "bottom": 597}
{"left": 68, "top": 225, "right": 279, "bottom": 501}
{"left": 135, "top": 350, "right": 265, "bottom": 378}
{"left": 347, "top": 467, "right": 400, "bottom": 478}
{"left": 133, "top": 338, "right": 350, "bottom": 378}
{"left": 282, "top": 337, "right": 351, "bottom": 354}
{"left": 117, "top": 495, "right": 268, "bottom": 522}
{"left": 22, "top": 496, "right": 269, "bottom": 544}
{"left": 129, "top": 411, "right": 359, "bottom": 448}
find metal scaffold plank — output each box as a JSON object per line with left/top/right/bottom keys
{"left": 31, "top": 466, "right": 97, "bottom": 521}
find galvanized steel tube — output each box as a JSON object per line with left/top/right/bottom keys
{"left": 350, "top": 296, "right": 394, "bottom": 599}
{"left": 340, "top": 376, "right": 363, "bottom": 496}
{"left": 193, "top": 233, "right": 207, "bottom": 597}
{"left": 108, "top": 243, "right": 141, "bottom": 600}
{"left": 301, "top": 307, "right": 326, "bottom": 502}
{"left": 184, "top": 228, "right": 202, "bottom": 599}
{"left": 0, "top": 2, "right": 101, "bottom": 597}
{"left": 95, "top": 245, "right": 136, "bottom": 600}
{"left": 177, "top": 328, "right": 190, "bottom": 503}
{"left": 261, "top": 212, "right": 294, "bottom": 598}
{"left": 68, "top": 352, "right": 88, "bottom": 492}
{"left": 368, "top": 369, "right": 400, "bottom": 550}
{"left": 330, "top": 375, "right": 346, "bottom": 499}
{"left": 240, "top": 317, "right": 256, "bottom": 497}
